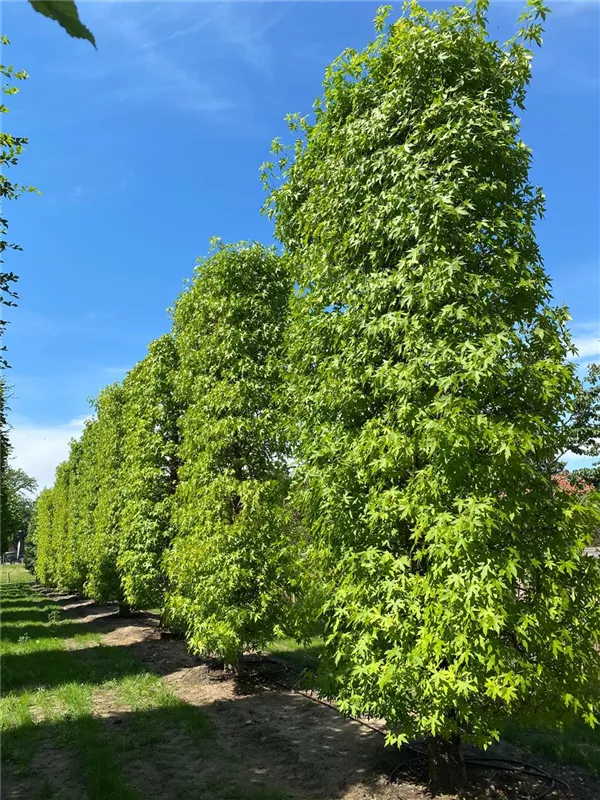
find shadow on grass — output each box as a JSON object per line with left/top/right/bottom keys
{"left": 3, "top": 581, "right": 595, "bottom": 800}
{"left": 1, "top": 694, "right": 396, "bottom": 800}
{"left": 2, "top": 645, "right": 149, "bottom": 693}
{"left": 267, "top": 637, "right": 325, "bottom": 673}
{"left": 2, "top": 705, "right": 215, "bottom": 800}
{"left": 0, "top": 620, "right": 102, "bottom": 643}
{"left": 0, "top": 607, "right": 59, "bottom": 623}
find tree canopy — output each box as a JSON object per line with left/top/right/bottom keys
{"left": 25, "top": 2, "right": 600, "bottom": 792}
{"left": 165, "top": 241, "right": 294, "bottom": 667}
{"left": 265, "top": 0, "right": 600, "bottom": 790}
{"left": 118, "top": 335, "right": 181, "bottom": 611}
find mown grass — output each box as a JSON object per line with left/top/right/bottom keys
{"left": 1, "top": 562, "right": 34, "bottom": 584}
{"left": 3, "top": 564, "right": 597, "bottom": 796}
{"left": 0, "top": 566, "right": 289, "bottom": 800}
{"left": 503, "top": 719, "right": 600, "bottom": 776}
{"left": 267, "top": 636, "right": 325, "bottom": 671}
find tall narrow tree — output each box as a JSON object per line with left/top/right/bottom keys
{"left": 118, "top": 335, "right": 181, "bottom": 612}
{"left": 85, "top": 383, "right": 127, "bottom": 610}
{"left": 31, "top": 487, "right": 56, "bottom": 586}
{"left": 0, "top": 379, "right": 11, "bottom": 550}
{"left": 166, "top": 241, "right": 293, "bottom": 668}
{"left": 265, "top": 0, "right": 600, "bottom": 791}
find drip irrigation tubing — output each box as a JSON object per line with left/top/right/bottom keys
{"left": 389, "top": 752, "right": 572, "bottom": 800}
{"left": 264, "top": 661, "right": 572, "bottom": 800}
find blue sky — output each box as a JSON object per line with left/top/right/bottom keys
{"left": 2, "top": 0, "right": 599, "bottom": 488}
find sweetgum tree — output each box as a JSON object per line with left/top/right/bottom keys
{"left": 265, "top": 0, "right": 600, "bottom": 791}
{"left": 118, "top": 334, "right": 181, "bottom": 611}
{"left": 0, "top": 379, "right": 11, "bottom": 550}
{"left": 58, "top": 417, "right": 101, "bottom": 591}
{"left": 85, "top": 382, "right": 127, "bottom": 610}
{"left": 49, "top": 459, "right": 74, "bottom": 590}
{"left": 31, "top": 487, "right": 55, "bottom": 585}
{"left": 165, "top": 240, "right": 293, "bottom": 668}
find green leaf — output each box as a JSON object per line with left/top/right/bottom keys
{"left": 28, "top": 1, "right": 96, "bottom": 48}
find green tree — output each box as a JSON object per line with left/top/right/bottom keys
{"left": 118, "top": 335, "right": 182, "bottom": 611}
{"left": 266, "top": 0, "right": 600, "bottom": 791}
{"left": 31, "top": 487, "right": 56, "bottom": 586}
{"left": 50, "top": 459, "right": 73, "bottom": 589}
{"left": 1, "top": 39, "right": 37, "bottom": 370}
{"left": 1, "top": 378, "right": 13, "bottom": 549}
{"left": 564, "top": 362, "right": 600, "bottom": 488}
{"left": 70, "top": 418, "right": 101, "bottom": 586}
{"left": 85, "top": 383, "right": 127, "bottom": 610}
{"left": 1, "top": 465, "right": 37, "bottom": 554}
{"left": 165, "top": 240, "right": 294, "bottom": 668}
{"left": 24, "top": 498, "right": 38, "bottom": 572}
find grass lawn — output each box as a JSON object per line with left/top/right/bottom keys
{"left": 1, "top": 562, "right": 34, "bottom": 584}
{"left": 266, "top": 636, "right": 325, "bottom": 672}
{"left": 0, "top": 566, "right": 288, "bottom": 800}
{"left": 503, "top": 718, "right": 600, "bottom": 777}
{"left": 2, "top": 564, "right": 598, "bottom": 800}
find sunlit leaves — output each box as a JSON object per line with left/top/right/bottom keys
{"left": 165, "top": 241, "right": 295, "bottom": 665}
{"left": 1, "top": 39, "right": 37, "bottom": 369}
{"left": 118, "top": 335, "right": 181, "bottom": 610}
{"left": 267, "top": 0, "right": 600, "bottom": 751}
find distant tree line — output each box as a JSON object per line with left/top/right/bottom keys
{"left": 24, "top": 1, "right": 600, "bottom": 793}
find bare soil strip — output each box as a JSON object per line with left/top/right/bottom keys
{"left": 16, "top": 587, "right": 599, "bottom": 800}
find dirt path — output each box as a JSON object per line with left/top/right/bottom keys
{"left": 37, "top": 589, "right": 599, "bottom": 800}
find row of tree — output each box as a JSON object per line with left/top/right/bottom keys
{"left": 30, "top": 241, "right": 299, "bottom": 665}
{"left": 26, "top": 1, "right": 600, "bottom": 792}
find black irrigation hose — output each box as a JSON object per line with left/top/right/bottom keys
{"left": 265, "top": 664, "right": 572, "bottom": 800}
{"left": 388, "top": 748, "right": 572, "bottom": 800}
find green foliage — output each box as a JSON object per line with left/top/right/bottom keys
{"left": 27, "top": 1, "right": 95, "bottom": 48}
{"left": 1, "top": 378, "right": 14, "bottom": 553}
{"left": 51, "top": 460, "right": 75, "bottom": 591}
{"left": 1, "top": 38, "right": 37, "bottom": 369}
{"left": 561, "top": 362, "right": 600, "bottom": 541}
{"left": 118, "top": 335, "right": 181, "bottom": 610}
{"left": 165, "top": 241, "right": 294, "bottom": 665}
{"left": 21, "top": 5, "right": 600, "bottom": 787}
{"left": 1, "top": 465, "right": 37, "bottom": 554}
{"left": 31, "top": 391, "right": 126, "bottom": 603}
{"left": 31, "top": 488, "right": 55, "bottom": 586}
{"left": 266, "top": 0, "right": 600, "bottom": 755}
{"left": 572, "top": 467, "right": 600, "bottom": 493}
{"left": 85, "top": 384, "right": 125, "bottom": 604}
{"left": 564, "top": 362, "right": 600, "bottom": 466}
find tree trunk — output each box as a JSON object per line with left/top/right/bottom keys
{"left": 427, "top": 734, "right": 467, "bottom": 795}
{"left": 225, "top": 651, "right": 244, "bottom": 675}
{"left": 117, "top": 589, "right": 132, "bottom": 617}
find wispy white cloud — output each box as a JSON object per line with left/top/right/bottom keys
{"left": 75, "top": 1, "right": 287, "bottom": 117}
{"left": 569, "top": 321, "right": 600, "bottom": 362}
{"left": 204, "top": 2, "right": 282, "bottom": 77}
{"left": 9, "top": 416, "right": 91, "bottom": 492}
{"left": 571, "top": 336, "right": 600, "bottom": 360}
{"left": 549, "top": 1, "right": 599, "bottom": 21}
{"left": 77, "top": 4, "right": 236, "bottom": 117}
